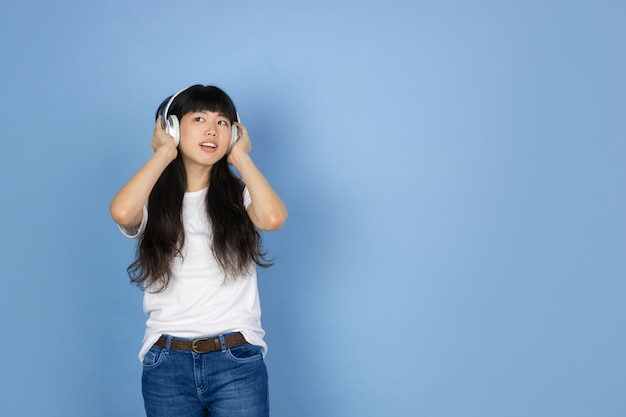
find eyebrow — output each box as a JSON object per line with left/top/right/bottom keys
{"left": 193, "top": 110, "right": 229, "bottom": 118}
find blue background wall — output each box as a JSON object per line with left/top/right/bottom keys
{"left": 1, "top": 1, "right": 624, "bottom": 416}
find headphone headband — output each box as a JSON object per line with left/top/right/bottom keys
{"left": 161, "top": 86, "right": 191, "bottom": 129}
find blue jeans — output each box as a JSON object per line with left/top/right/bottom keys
{"left": 142, "top": 334, "right": 269, "bottom": 417}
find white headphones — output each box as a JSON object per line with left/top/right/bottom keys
{"left": 161, "top": 86, "right": 240, "bottom": 150}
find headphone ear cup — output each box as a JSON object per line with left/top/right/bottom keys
{"left": 229, "top": 124, "right": 239, "bottom": 151}
{"left": 165, "top": 115, "right": 180, "bottom": 146}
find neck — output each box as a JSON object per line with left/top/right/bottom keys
{"left": 184, "top": 163, "right": 212, "bottom": 192}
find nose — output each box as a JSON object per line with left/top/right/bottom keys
{"left": 205, "top": 124, "right": 217, "bottom": 136}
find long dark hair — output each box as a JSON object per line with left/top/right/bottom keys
{"left": 128, "top": 85, "right": 272, "bottom": 292}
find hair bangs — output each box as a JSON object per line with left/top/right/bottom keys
{"left": 169, "top": 85, "right": 237, "bottom": 123}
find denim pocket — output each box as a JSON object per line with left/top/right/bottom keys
{"left": 142, "top": 345, "right": 166, "bottom": 369}
{"left": 227, "top": 343, "right": 263, "bottom": 363}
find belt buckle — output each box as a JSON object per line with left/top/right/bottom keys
{"left": 191, "top": 338, "right": 209, "bottom": 354}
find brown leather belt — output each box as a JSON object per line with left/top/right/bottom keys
{"left": 154, "top": 333, "right": 247, "bottom": 354}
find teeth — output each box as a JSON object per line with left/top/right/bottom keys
{"left": 201, "top": 143, "right": 217, "bottom": 148}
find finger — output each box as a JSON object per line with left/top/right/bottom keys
{"left": 155, "top": 115, "right": 164, "bottom": 130}
{"left": 234, "top": 121, "right": 247, "bottom": 133}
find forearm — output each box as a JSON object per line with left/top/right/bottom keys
{"left": 230, "top": 152, "right": 288, "bottom": 231}
{"left": 110, "top": 147, "right": 175, "bottom": 227}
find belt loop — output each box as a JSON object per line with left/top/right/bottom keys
{"left": 165, "top": 335, "right": 173, "bottom": 352}
{"left": 218, "top": 334, "right": 227, "bottom": 352}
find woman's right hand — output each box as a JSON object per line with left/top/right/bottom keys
{"left": 152, "top": 116, "right": 178, "bottom": 161}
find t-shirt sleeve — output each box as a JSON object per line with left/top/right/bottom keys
{"left": 117, "top": 204, "right": 148, "bottom": 239}
{"left": 243, "top": 186, "right": 252, "bottom": 209}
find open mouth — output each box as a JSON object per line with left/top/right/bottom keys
{"left": 200, "top": 142, "right": 217, "bottom": 149}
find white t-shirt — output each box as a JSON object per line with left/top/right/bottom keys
{"left": 120, "top": 187, "right": 266, "bottom": 362}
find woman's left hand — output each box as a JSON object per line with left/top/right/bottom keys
{"left": 227, "top": 122, "right": 252, "bottom": 165}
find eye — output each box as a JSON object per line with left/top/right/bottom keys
{"left": 194, "top": 116, "right": 205, "bottom": 122}
{"left": 217, "top": 120, "right": 229, "bottom": 126}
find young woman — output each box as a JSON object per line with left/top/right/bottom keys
{"left": 110, "top": 84, "right": 287, "bottom": 417}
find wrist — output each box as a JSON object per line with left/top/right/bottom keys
{"left": 154, "top": 145, "right": 177, "bottom": 164}
{"left": 228, "top": 149, "right": 251, "bottom": 168}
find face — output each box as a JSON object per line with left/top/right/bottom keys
{"left": 177, "top": 110, "right": 232, "bottom": 168}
